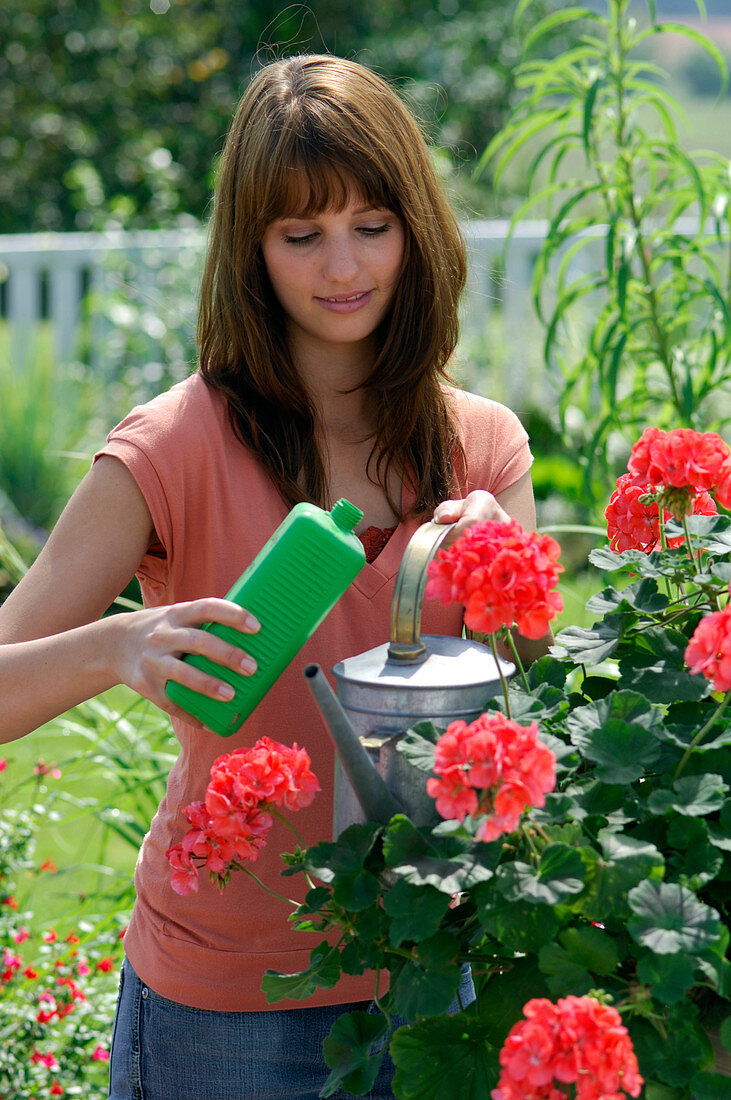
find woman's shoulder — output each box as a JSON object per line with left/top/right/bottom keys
{"left": 442, "top": 384, "right": 528, "bottom": 442}
{"left": 442, "top": 384, "right": 532, "bottom": 495}
{"left": 107, "top": 372, "right": 228, "bottom": 449}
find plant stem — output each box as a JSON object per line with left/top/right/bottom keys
{"left": 673, "top": 689, "right": 731, "bottom": 781}
{"left": 680, "top": 514, "right": 696, "bottom": 563}
{"left": 609, "top": 8, "right": 685, "bottom": 418}
{"left": 372, "top": 968, "right": 393, "bottom": 1034}
{"left": 238, "top": 865, "right": 298, "bottom": 907}
{"left": 270, "top": 808, "right": 305, "bottom": 847}
{"left": 489, "top": 634, "right": 512, "bottom": 718}
{"left": 504, "top": 629, "right": 530, "bottom": 692}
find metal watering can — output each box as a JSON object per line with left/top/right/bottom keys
{"left": 304, "top": 521, "right": 514, "bottom": 836}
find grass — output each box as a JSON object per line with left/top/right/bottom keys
{"left": 2, "top": 689, "right": 176, "bottom": 927}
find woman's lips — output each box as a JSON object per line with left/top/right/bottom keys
{"left": 315, "top": 290, "right": 374, "bottom": 313}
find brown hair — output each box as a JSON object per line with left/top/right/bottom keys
{"left": 197, "top": 54, "right": 467, "bottom": 515}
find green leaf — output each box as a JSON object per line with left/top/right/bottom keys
{"left": 598, "top": 829, "right": 664, "bottom": 868}
{"left": 384, "top": 881, "right": 451, "bottom": 948}
{"left": 582, "top": 74, "right": 602, "bottom": 155}
{"left": 647, "top": 774, "right": 728, "bottom": 818}
{"left": 586, "top": 578, "right": 668, "bottom": 616}
{"left": 653, "top": 22, "right": 729, "bottom": 97}
{"left": 496, "top": 844, "right": 586, "bottom": 905}
{"left": 261, "top": 940, "right": 341, "bottom": 1003}
{"left": 636, "top": 952, "right": 697, "bottom": 1005}
{"left": 565, "top": 692, "right": 664, "bottom": 782}
{"left": 395, "top": 729, "right": 438, "bottom": 773}
{"left": 578, "top": 834, "right": 664, "bottom": 923}
{"left": 305, "top": 824, "right": 382, "bottom": 912}
{"left": 551, "top": 620, "right": 620, "bottom": 664}
{"left": 341, "top": 906, "right": 389, "bottom": 975}
{"left": 720, "top": 1015, "right": 731, "bottom": 1054}
{"left": 709, "top": 802, "right": 731, "bottom": 851}
{"left": 474, "top": 888, "right": 559, "bottom": 953}
{"left": 291, "top": 885, "right": 331, "bottom": 918}
{"left": 383, "top": 814, "right": 432, "bottom": 865}
{"left": 558, "top": 923, "right": 620, "bottom": 976}
{"left": 689, "top": 1073, "right": 731, "bottom": 1100}
{"left": 389, "top": 932, "right": 462, "bottom": 1021}
{"left": 589, "top": 546, "right": 650, "bottom": 572}
{"left": 537, "top": 941, "right": 593, "bottom": 996}
{"left": 627, "top": 880, "right": 722, "bottom": 955}
{"left": 390, "top": 1012, "right": 499, "bottom": 1100}
{"left": 390, "top": 850, "right": 495, "bottom": 896}
{"left": 321, "top": 1011, "right": 388, "bottom": 1098}
{"left": 523, "top": 6, "right": 598, "bottom": 52}
{"left": 696, "top": 952, "right": 731, "bottom": 997}
{"left": 630, "top": 1014, "right": 710, "bottom": 1087}
{"left": 527, "top": 655, "right": 568, "bottom": 690}
{"left": 618, "top": 652, "right": 710, "bottom": 704}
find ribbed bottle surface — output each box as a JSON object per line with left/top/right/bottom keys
{"left": 165, "top": 500, "right": 365, "bottom": 736}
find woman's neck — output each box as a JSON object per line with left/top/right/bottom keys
{"left": 292, "top": 335, "right": 377, "bottom": 439}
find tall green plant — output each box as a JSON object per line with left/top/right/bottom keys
{"left": 0, "top": 333, "right": 94, "bottom": 533}
{"left": 479, "top": 0, "right": 731, "bottom": 504}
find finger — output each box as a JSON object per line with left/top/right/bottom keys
{"left": 172, "top": 625, "right": 258, "bottom": 676}
{"left": 152, "top": 652, "right": 241, "bottom": 710}
{"left": 178, "top": 598, "right": 260, "bottom": 633}
{"left": 432, "top": 498, "right": 466, "bottom": 523}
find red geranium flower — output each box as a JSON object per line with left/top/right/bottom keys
{"left": 626, "top": 426, "right": 731, "bottom": 517}
{"left": 685, "top": 591, "right": 731, "bottom": 693}
{"left": 426, "top": 713, "right": 556, "bottom": 841}
{"left": 492, "top": 996, "right": 643, "bottom": 1100}
{"left": 606, "top": 472, "right": 716, "bottom": 553}
{"left": 426, "top": 520, "right": 563, "bottom": 639}
{"left": 168, "top": 739, "right": 319, "bottom": 895}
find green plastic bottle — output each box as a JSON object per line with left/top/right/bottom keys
{"left": 165, "top": 498, "right": 366, "bottom": 736}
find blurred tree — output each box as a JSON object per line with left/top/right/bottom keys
{"left": 0, "top": 0, "right": 563, "bottom": 233}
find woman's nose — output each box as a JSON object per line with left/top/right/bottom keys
{"left": 321, "top": 236, "right": 359, "bottom": 283}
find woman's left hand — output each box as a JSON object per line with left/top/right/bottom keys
{"left": 432, "top": 489, "right": 510, "bottom": 546}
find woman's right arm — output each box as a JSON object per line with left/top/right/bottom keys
{"left": 0, "top": 455, "right": 259, "bottom": 743}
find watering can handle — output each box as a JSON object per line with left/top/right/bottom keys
{"left": 388, "top": 520, "right": 456, "bottom": 663}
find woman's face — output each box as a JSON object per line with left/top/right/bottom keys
{"left": 260, "top": 193, "right": 405, "bottom": 365}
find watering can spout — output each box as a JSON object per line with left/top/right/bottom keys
{"left": 304, "top": 664, "right": 403, "bottom": 825}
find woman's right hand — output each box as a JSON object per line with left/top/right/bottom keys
{"left": 109, "top": 599, "right": 260, "bottom": 729}
{"left": 0, "top": 456, "right": 262, "bottom": 741}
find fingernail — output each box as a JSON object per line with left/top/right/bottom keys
{"left": 245, "top": 614, "right": 260, "bottom": 631}
{"left": 218, "top": 683, "right": 235, "bottom": 700}
{"left": 240, "top": 657, "right": 257, "bottom": 674}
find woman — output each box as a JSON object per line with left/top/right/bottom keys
{"left": 0, "top": 55, "right": 544, "bottom": 1098}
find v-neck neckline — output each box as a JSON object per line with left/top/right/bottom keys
{"left": 350, "top": 468, "right": 419, "bottom": 598}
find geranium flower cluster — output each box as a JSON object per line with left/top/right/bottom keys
{"left": 492, "top": 996, "right": 643, "bottom": 1100}
{"left": 167, "top": 738, "right": 319, "bottom": 896}
{"left": 426, "top": 713, "right": 556, "bottom": 841}
{"left": 0, "top": 760, "right": 122, "bottom": 1096}
{"left": 425, "top": 519, "right": 563, "bottom": 639}
{"left": 605, "top": 472, "right": 716, "bottom": 553}
{"left": 606, "top": 427, "right": 731, "bottom": 552}
{"left": 685, "top": 586, "right": 731, "bottom": 693}
{"left": 0, "top": 921, "right": 117, "bottom": 1093}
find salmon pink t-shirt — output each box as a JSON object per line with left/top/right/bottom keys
{"left": 95, "top": 372, "right": 532, "bottom": 1011}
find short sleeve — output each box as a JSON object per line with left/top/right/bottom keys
{"left": 448, "top": 388, "right": 533, "bottom": 496}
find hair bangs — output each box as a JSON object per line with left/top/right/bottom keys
{"left": 258, "top": 128, "right": 397, "bottom": 225}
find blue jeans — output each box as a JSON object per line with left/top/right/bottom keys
{"left": 108, "top": 957, "right": 475, "bottom": 1099}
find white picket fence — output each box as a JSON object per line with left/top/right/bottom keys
{"left": 0, "top": 221, "right": 553, "bottom": 406}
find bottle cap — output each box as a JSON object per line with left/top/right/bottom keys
{"left": 331, "top": 498, "right": 363, "bottom": 531}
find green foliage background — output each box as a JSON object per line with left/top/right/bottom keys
{"left": 0, "top": 0, "right": 563, "bottom": 234}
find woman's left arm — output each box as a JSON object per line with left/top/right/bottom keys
{"left": 431, "top": 471, "right": 554, "bottom": 665}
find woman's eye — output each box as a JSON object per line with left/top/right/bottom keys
{"left": 359, "top": 224, "right": 391, "bottom": 236}
{"left": 284, "top": 232, "right": 317, "bottom": 245}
